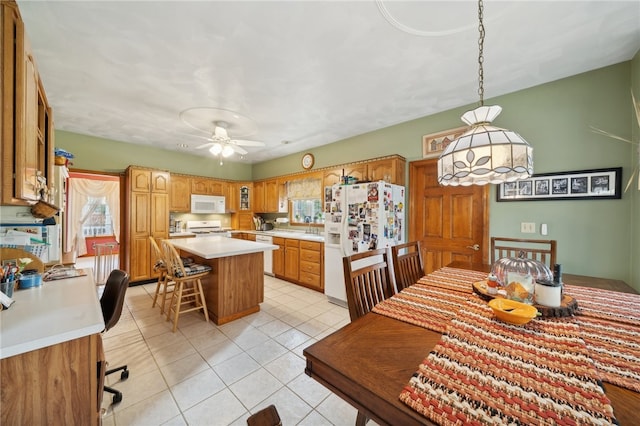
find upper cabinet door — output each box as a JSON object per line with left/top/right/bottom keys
{"left": 169, "top": 174, "right": 190, "bottom": 212}
{"left": 130, "top": 168, "right": 151, "bottom": 192}
{"left": 151, "top": 171, "right": 170, "bottom": 193}
{"left": 15, "top": 36, "right": 40, "bottom": 201}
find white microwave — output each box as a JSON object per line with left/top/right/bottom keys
{"left": 191, "top": 195, "right": 225, "bottom": 214}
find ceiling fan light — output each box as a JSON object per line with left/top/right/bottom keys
{"left": 209, "top": 143, "right": 223, "bottom": 155}
{"left": 221, "top": 145, "right": 234, "bottom": 157}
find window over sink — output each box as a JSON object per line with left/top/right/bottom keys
{"left": 290, "top": 199, "right": 324, "bottom": 225}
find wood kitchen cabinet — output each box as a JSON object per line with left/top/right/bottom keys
{"left": 1, "top": 0, "right": 54, "bottom": 205}
{"left": 272, "top": 237, "right": 323, "bottom": 292}
{"left": 125, "top": 167, "right": 170, "bottom": 282}
{"left": 299, "top": 240, "right": 324, "bottom": 291}
{"left": 365, "top": 156, "right": 406, "bottom": 185}
{"left": 169, "top": 174, "right": 191, "bottom": 212}
{"left": 265, "top": 179, "right": 279, "bottom": 212}
{"left": 191, "top": 177, "right": 224, "bottom": 195}
{"left": 253, "top": 180, "right": 266, "bottom": 212}
{"left": 323, "top": 164, "right": 367, "bottom": 188}
{"left": 232, "top": 211, "right": 255, "bottom": 230}
{"left": 284, "top": 239, "right": 300, "bottom": 282}
{"left": 321, "top": 155, "right": 405, "bottom": 187}
{"left": 272, "top": 237, "right": 285, "bottom": 276}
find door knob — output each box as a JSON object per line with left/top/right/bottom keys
{"left": 466, "top": 244, "right": 480, "bottom": 251}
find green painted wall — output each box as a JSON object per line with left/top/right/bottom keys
{"left": 631, "top": 50, "right": 640, "bottom": 291}
{"left": 255, "top": 62, "right": 636, "bottom": 288}
{"left": 55, "top": 61, "right": 637, "bottom": 288}
{"left": 55, "top": 130, "right": 252, "bottom": 180}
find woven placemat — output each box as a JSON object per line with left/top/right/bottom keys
{"left": 372, "top": 285, "right": 469, "bottom": 333}
{"left": 565, "top": 285, "right": 640, "bottom": 327}
{"left": 416, "top": 267, "right": 485, "bottom": 294}
{"left": 575, "top": 316, "right": 640, "bottom": 393}
{"left": 400, "top": 296, "right": 617, "bottom": 425}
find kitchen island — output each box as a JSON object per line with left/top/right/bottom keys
{"left": 169, "top": 236, "right": 277, "bottom": 325}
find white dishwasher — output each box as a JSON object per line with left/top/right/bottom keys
{"left": 255, "top": 234, "right": 274, "bottom": 276}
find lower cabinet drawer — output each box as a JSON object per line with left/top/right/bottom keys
{"left": 300, "top": 249, "right": 320, "bottom": 263}
{"left": 299, "top": 270, "right": 321, "bottom": 287}
{"left": 300, "top": 260, "right": 320, "bottom": 275}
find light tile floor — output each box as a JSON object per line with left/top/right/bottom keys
{"left": 97, "top": 270, "right": 367, "bottom": 426}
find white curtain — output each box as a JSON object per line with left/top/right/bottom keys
{"left": 67, "top": 178, "right": 120, "bottom": 257}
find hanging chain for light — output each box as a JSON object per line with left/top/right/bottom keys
{"left": 477, "top": 0, "right": 485, "bottom": 106}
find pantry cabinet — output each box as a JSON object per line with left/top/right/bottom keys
{"left": 1, "top": 0, "right": 54, "bottom": 205}
{"left": 125, "top": 167, "right": 170, "bottom": 282}
{"left": 169, "top": 174, "right": 191, "bottom": 212}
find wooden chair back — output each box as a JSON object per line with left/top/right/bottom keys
{"left": 160, "top": 240, "right": 186, "bottom": 279}
{"left": 490, "top": 237, "right": 557, "bottom": 268}
{"left": 342, "top": 248, "right": 397, "bottom": 321}
{"left": 0, "top": 248, "right": 45, "bottom": 273}
{"left": 391, "top": 241, "right": 424, "bottom": 291}
{"left": 149, "top": 236, "right": 167, "bottom": 272}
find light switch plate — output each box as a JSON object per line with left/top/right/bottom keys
{"left": 541, "top": 223, "right": 548, "bottom": 235}
{"left": 521, "top": 222, "right": 536, "bottom": 233}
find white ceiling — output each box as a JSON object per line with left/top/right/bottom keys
{"left": 17, "top": 0, "right": 640, "bottom": 164}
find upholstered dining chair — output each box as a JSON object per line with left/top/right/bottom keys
{"left": 149, "top": 236, "right": 174, "bottom": 314}
{"left": 100, "top": 269, "right": 130, "bottom": 404}
{"left": 342, "top": 247, "right": 397, "bottom": 322}
{"left": 391, "top": 241, "right": 424, "bottom": 292}
{"left": 160, "top": 240, "right": 211, "bottom": 332}
{"left": 490, "top": 237, "right": 557, "bottom": 268}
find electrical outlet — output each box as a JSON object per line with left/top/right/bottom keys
{"left": 521, "top": 222, "right": 536, "bottom": 233}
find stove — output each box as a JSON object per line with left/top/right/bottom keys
{"left": 185, "top": 220, "right": 231, "bottom": 238}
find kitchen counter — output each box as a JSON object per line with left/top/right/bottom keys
{"left": 169, "top": 235, "right": 277, "bottom": 258}
{"left": 168, "top": 236, "right": 276, "bottom": 324}
{"left": 244, "top": 230, "right": 325, "bottom": 243}
{"left": 0, "top": 271, "right": 104, "bottom": 359}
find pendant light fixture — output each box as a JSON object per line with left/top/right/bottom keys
{"left": 437, "top": 0, "right": 533, "bottom": 186}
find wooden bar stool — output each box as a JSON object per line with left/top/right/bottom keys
{"left": 149, "top": 236, "right": 175, "bottom": 314}
{"left": 160, "top": 240, "right": 211, "bottom": 332}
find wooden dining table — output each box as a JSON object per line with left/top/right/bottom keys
{"left": 303, "top": 261, "right": 640, "bottom": 426}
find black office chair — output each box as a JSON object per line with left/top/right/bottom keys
{"left": 100, "top": 269, "right": 130, "bottom": 404}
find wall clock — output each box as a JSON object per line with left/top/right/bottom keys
{"left": 301, "top": 153, "right": 314, "bottom": 170}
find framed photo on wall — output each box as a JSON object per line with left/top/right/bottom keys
{"left": 422, "top": 126, "right": 469, "bottom": 158}
{"left": 497, "top": 167, "right": 622, "bottom": 201}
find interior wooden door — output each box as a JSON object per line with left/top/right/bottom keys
{"left": 409, "top": 159, "right": 489, "bottom": 274}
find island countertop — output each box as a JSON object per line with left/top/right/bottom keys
{"left": 169, "top": 235, "right": 278, "bottom": 259}
{"left": 0, "top": 272, "right": 105, "bottom": 359}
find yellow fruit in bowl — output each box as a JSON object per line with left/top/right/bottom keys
{"left": 488, "top": 298, "right": 539, "bottom": 325}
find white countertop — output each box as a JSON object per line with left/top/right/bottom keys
{"left": 247, "top": 230, "right": 325, "bottom": 243}
{"left": 170, "top": 235, "right": 278, "bottom": 259}
{"left": 0, "top": 271, "right": 105, "bottom": 359}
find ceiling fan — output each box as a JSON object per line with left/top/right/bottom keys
{"left": 194, "top": 121, "right": 265, "bottom": 158}
{"left": 179, "top": 108, "right": 265, "bottom": 158}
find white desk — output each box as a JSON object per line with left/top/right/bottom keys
{"left": 0, "top": 272, "right": 105, "bottom": 359}
{"left": 0, "top": 271, "right": 105, "bottom": 425}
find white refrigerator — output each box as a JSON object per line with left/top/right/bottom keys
{"left": 323, "top": 181, "right": 405, "bottom": 306}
